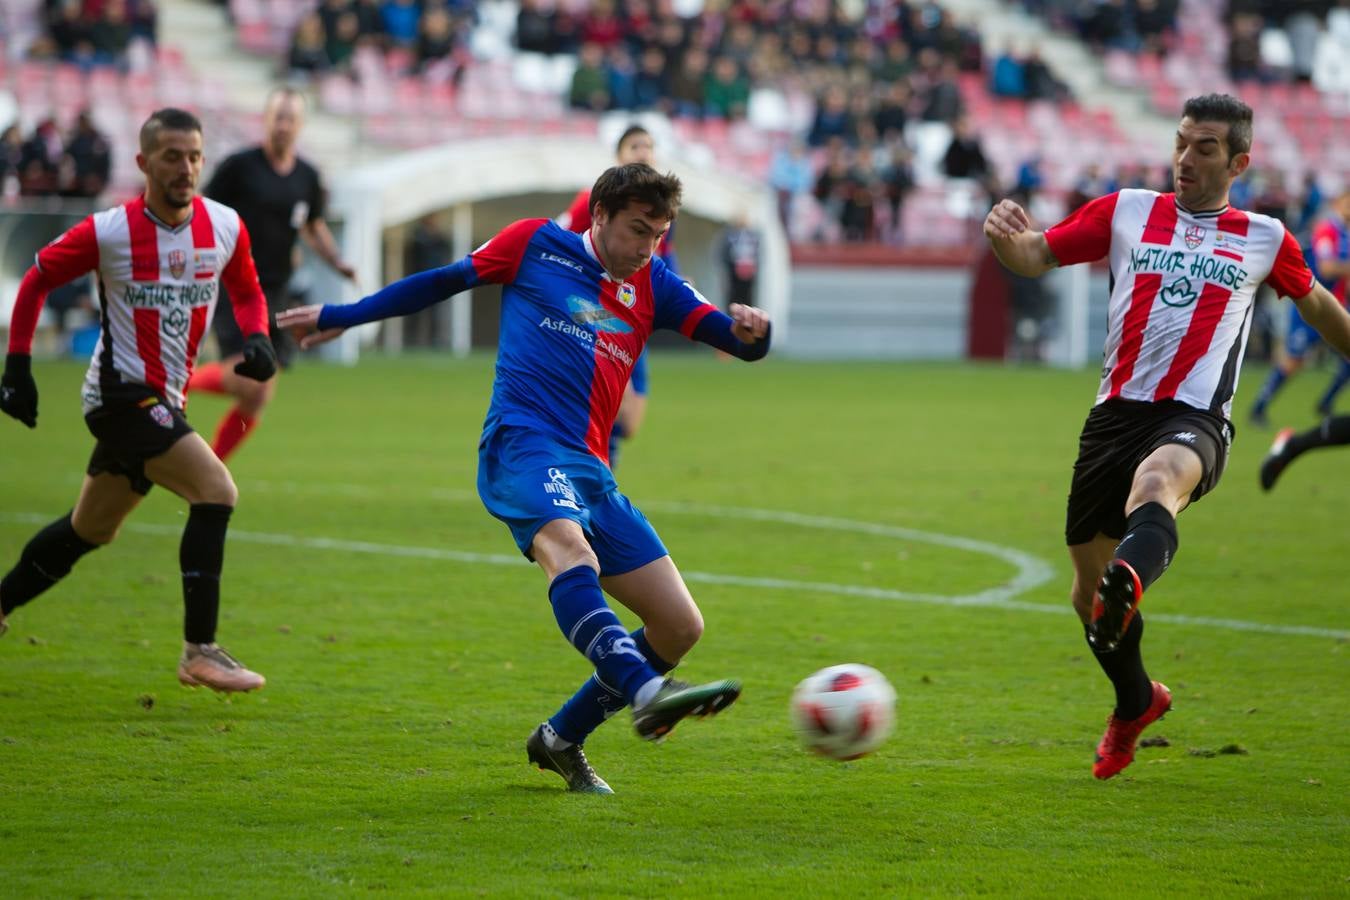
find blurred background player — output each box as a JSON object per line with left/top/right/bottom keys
{"left": 1248, "top": 186, "right": 1350, "bottom": 425}
{"left": 1259, "top": 415, "right": 1350, "bottom": 490}
{"left": 280, "top": 164, "right": 770, "bottom": 794}
{"left": 187, "top": 87, "right": 357, "bottom": 462}
{"left": 983, "top": 94, "right": 1350, "bottom": 781}
{"left": 558, "top": 124, "right": 676, "bottom": 469}
{"left": 0, "top": 108, "right": 277, "bottom": 691}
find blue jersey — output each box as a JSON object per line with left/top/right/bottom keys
{"left": 464, "top": 219, "right": 714, "bottom": 462}
{"left": 318, "top": 219, "right": 770, "bottom": 465}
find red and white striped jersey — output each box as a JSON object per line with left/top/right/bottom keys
{"left": 1045, "top": 189, "right": 1315, "bottom": 419}
{"left": 7, "top": 195, "right": 268, "bottom": 412}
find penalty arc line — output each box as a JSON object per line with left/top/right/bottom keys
{"left": 2, "top": 507, "right": 1345, "bottom": 642}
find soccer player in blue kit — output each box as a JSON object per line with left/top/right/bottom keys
{"left": 279, "top": 164, "right": 771, "bottom": 794}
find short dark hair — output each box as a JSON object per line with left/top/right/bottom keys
{"left": 615, "top": 124, "right": 650, "bottom": 154}
{"left": 139, "top": 107, "right": 202, "bottom": 153}
{"left": 590, "top": 163, "right": 682, "bottom": 223}
{"left": 1182, "top": 93, "right": 1253, "bottom": 157}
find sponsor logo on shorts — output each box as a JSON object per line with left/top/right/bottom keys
{"left": 544, "top": 467, "right": 580, "bottom": 510}
{"left": 148, "top": 405, "right": 174, "bottom": 429}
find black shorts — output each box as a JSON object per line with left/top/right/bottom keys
{"left": 1065, "top": 398, "right": 1233, "bottom": 545}
{"left": 84, "top": 384, "right": 194, "bottom": 496}
{"left": 212, "top": 283, "right": 297, "bottom": 369}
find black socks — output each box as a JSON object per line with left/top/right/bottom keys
{"left": 0, "top": 513, "right": 98, "bottom": 615}
{"left": 1115, "top": 501, "right": 1178, "bottom": 592}
{"left": 181, "top": 504, "right": 232, "bottom": 644}
{"left": 1088, "top": 614, "right": 1152, "bottom": 720}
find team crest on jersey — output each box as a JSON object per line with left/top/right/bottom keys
{"left": 148, "top": 404, "right": 174, "bottom": 429}
{"left": 1184, "top": 225, "right": 1206, "bottom": 250}
{"left": 167, "top": 249, "right": 187, "bottom": 279}
{"left": 617, "top": 283, "right": 636, "bottom": 308}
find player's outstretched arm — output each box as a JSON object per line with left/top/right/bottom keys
{"left": 984, "top": 199, "right": 1057, "bottom": 278}
{"left": 1294, "top": 282, "right": 1350, "bottom": 361}
{"left": 279, "top": 259, "right": 480, "bottom": 348}
{"left": 690, "top": 303, "right": 772, "bottom": 361}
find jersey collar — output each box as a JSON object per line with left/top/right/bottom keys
{"left": 1173, "top": 196, "right": 1229, "bottom": 220}
{"left": 581, "top": 228, "right": 618, "bottom": 282}
{"left": 140, "top": 196, "right": 195, "bottom": 234}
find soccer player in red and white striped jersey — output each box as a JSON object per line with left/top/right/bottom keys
{"left": 984, "top": 94, "right": 1350, "bottom": 779}
{"left": 0, "top": 108, "right": 278, "bottom": 693}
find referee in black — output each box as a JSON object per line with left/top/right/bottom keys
{"left": 188, "top": 86, "right": 357, "bottom": 461}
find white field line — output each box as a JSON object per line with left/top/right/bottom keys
{"left": 3, "top": 489, "right": 1345, "bottom": 642}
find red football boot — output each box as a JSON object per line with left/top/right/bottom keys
{"left": 1093, "top": 680, "right": 1172, "bottom": 780}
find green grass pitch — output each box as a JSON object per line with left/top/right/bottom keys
{"left": 2, "top": 354, "right": 1346, "bottom": 897}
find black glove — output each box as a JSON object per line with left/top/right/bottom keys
{"left": 1, "top": 353, "right": 38, "bottom": 428}
{"left": 233, "top": 332, "right": 278, "bottom": 382}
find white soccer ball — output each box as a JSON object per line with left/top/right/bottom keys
{"left": 790, "top": 663, "right": 896, "bottom": 760}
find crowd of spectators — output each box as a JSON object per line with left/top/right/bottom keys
{"left": 1022, "top": 0, "right": 1341, "bottom": 87}
{"left": 1225, "top": 0, "right": 1333, "bottom": 83}
{"left": 0, "top": 111, "right": 113, "bottom": 201}
{"left": 285, "top": 0, "right": 476, "bottom": 80}
{"left": 516, "top": 0, "right": 1021, "bottom": 243}
{"left": 1016, "top": 0, "right": 1179, "bottom": 55}
{"left": 26, "top": 0, "right": 159, "bottom": 70}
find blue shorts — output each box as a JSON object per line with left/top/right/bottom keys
{"left": 477, "top": 424, "right": 667, "bottom": 575}
{"left": 630, "top": 348, "right": 650, "bottom": 396}
{"left": 1286, "top": 304, "right": 1322, "bottom": 358}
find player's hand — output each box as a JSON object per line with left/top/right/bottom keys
{"left": 335, "top": 262, "right": 358, "bottom": 282}
{"left": 233, "top": 333, "right": 278, "bottom": 382}
{"left": 728, "top": 303, "right": 770, "bottom": 343}
{"left": 983, "top": 199, "right": 1033, "bottom": 241}
{"left": 276, "top": 304, "right": 346, "bottom": 349}
{"left": 0, "top": 353, "right": 38, "bottom": 428}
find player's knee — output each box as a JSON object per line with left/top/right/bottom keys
{"left": 197, "top": 471, "right": 239, "bottom": 507}
{"left": 237, "top": 380, "right": 273, "bottom": 416}
{"left": 558, "top": 543, "right": 600, "bottom": 575}
{"left": 668, "top": 609, "right": 704, "bottom": 656}
{"left": 71, "top": 513, "right": 121, "bottom": 546}
{"left": 1130, "top": 469, "right": 1172, "bottom": 503}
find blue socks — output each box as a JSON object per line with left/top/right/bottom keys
{"left": 549, "top": 626, "right": 675, "bottom": 745}
{"left": 1317, "top": 359, "right": 1350, "bottom": 415}
{"left": 547, "top": 566, "right": 658, "bottom": 710}
{"left": 1251, "top": 367, "right": 1288, "bottom": 417}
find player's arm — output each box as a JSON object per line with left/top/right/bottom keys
{"left": 278, "top": 218, "right": 547, "bottom": 348}
{"left": 296, "top": 171, "right": 356, "bottom": 280}
{"left": 984, "top": 199, "right": 1056, "bottom": 277}
{"left": 1294, "top": 282, "right": 1350, "bottom": 360}
{"left": 299, "top": 218, "right": 357, "bottom": 281}
{"left": 221, "top": 221, "right": 279, "bottom": 381}
{"left": 1269, "top": 226, "right": 1350, "bottom": 359}
{"left": 987, "top": 193, "right": 1118, "bottom": 278}
{"left": 2, "top": 217, "right": 100, "bottom": 428}
{"left": 652, "top": 263, "right": 770, "bottom": 361}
